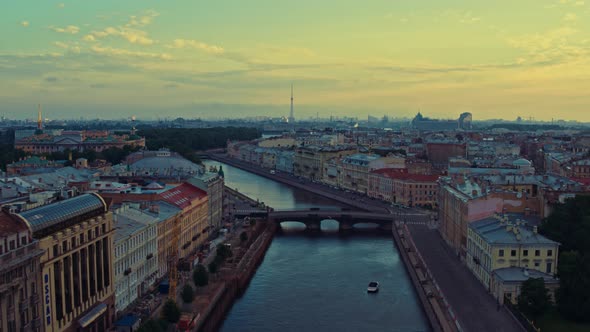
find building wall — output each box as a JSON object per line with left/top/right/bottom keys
{"left": 113, "top": 220, "right": 158, "bottom": 313}
{"left": 156, "top": 214, "right": 178, "bottom": 280}
{"left": 179, "top": 197, "right": 209, "bottom": 259}
{"left": 0, "top": 231, "right": 44, "bottom": 332}
{"left": 38, "top": 213, "right": 115, "bottom": 332}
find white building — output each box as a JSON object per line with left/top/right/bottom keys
{"left": 113, "top": 204, "right": 159, "bottom": 313}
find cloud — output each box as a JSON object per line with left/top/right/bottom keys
{"left": 563, "top": 13, "right": 577, "bottom": 21}
{"left": 82, "top": 34, "right": 96, "bottom": 42}
{"left": 45, "top": 76, "right": 58, "bottom": 82}
{"left": 164, "top": 83, "right": 179, "bottom": 88}
{"left": 58, "top": 3, "right": 65, "bottom": 8}
{"left": 51, "top": 25, "right": 80, "bottom": 34}
{"left": 90, "top": 45, "right": 172, "bottom": 60}
{"left": 507, "top": 27, "right": 586, "bottom": 65}
{"left": 90, "top": 83, "right": 108, "bottom": 88}
{"left": 54, "top": 41, "right": 69, "bottom": 49}
{"left": 21, "top": 21, "right": 30, "bottom": 27}
{"left": 126, "top": 9, "right": 159, "bottom": 28}
{"left": 168, "top": 39, "right": 224, "bottom": 54}
{"left": 87, "top": 26, "right": 154, "bottom": 45}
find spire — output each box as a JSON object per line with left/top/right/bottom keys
{"left": 288, "top": 83, "right": 295, "bottom": 123}
{"left": 37, "top": 104, "right": 43, "bottom": 130}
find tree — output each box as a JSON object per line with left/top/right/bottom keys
{"left": 161, "top": 299, "right": 181, "bottom": 323}
{"left": 181, "top": 285, "right": 194, "bottom": 304}
{"left": 540, "top": 195, "right": 590, "bottom": 322}
{"left": 137, "top": 319, "right": 167, "bottom": 332}
{"left": 240, "top": 231, "right": 248, "bottom": 243}
{"left": 518, "top": 277, "right": 550, "bottom": 318}
{"left": 216, "top": 243, "right": 232, "bottom": 260}
{"left": 208, "top": 261, "right": 218, "bottom": 275}
{"left": 193, "top": 264, "right": 209, "bottom": 288}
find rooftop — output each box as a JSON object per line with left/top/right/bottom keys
{"left": 17, "top": 193, "right": 107, "bottom": 235}
{"left": 158, "top": 182, "right": 207, "bottom": 209}
{"left": 113, "top": 205, "right": 158, "bottom": 242}
{"left": 493, "top": 267, "right": 559, "bottom": 284}
{"left": 470, "top": 215, "right": 558, "bottom": 246}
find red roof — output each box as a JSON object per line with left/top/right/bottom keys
{"left": 371, "top": 168, "right": 439, "bottom": 182}
{"left": 158, "top": 183, "right": 207, "bottom": 209}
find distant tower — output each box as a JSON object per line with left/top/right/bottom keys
{"left": 37, "top": 104, "right": 43, "bottom": 130}
{"left": 288, "top": 84, "right": 295, "bottom": 123}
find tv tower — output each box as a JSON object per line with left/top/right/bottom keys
{"left": 288, "top": 83, "right": 295, "bottom": 123}
{"left": 37, "top": 104, "right": 43, "bottom": 130}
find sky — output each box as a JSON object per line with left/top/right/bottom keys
{"left": 2, "top": 0, "right": 590, "bottom": 121}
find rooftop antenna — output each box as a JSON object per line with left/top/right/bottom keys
{"left": 288, "top": 83, "right": 295, "bottom": 124}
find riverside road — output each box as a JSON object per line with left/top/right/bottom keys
{"left": 207, "top": 154, "right": 524, "bottom": 332}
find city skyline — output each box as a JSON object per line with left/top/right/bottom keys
{"left": 2, "top": 1, "right": 590, "bottom": 121}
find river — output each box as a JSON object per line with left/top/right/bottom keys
{"left": 204, "top": 161, "right": 430, "bottom": 332}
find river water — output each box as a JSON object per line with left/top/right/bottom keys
{"left": 204, "top": 161, "right": 430, "bottom": 332}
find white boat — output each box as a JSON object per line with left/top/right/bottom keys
{"left": 367, "top": 281, "right": 379, "bottom": 293}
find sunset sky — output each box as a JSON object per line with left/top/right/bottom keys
{"left": 2, "top": 0, "right": 590, "bottom": 121}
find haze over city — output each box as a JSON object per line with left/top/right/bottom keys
{"left": 2, "top": 0, "right": 590, "bottom": 121}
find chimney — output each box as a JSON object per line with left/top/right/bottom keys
{"left": 149, "top": 204, "right": 159, "bottom": 214}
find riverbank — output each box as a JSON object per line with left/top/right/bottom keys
{"left": 192, "top": 219, "right": 277, "bottom": 332}
{"left": 393, "top": 223, "right": 460, "bottom": 332}
{"left": 207, "top": 154, "right": 380, "bottom": 213}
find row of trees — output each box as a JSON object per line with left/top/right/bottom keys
{"left": 138, "top": 127, "right": 261, "bottom": 163}
{"left": 538, "top": 195, "right": 590, "bottom": 322}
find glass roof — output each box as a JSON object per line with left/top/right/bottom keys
{"left": 18, "top": 193, "right": 106, "bottom": 233}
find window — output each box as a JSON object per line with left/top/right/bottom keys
{"left": 534, "top": 262, "right": 540, "bottom": 268}
{"left": 547, "top": 249, "right": 553, "bottom": 257}
{"left": 21, "top": 236, "right": 27, "bottom": 245}
{"left": 546, "top": 262, "right": 552, "bottom": 274}
{"left": 499, "top": 249, "right": 504, "bottom": 257}
{"left": 9, "top": 240, "right": 15, "bottom": 250}
{"left": 523, "top": 250, "right": 528, "bottom": 257}
{"left": 511, "top": 250, "right": 517, "bottom": 257}
{"left": 535, "top": 250, "right": 540, "bottom": 257}
{"left": 53, "top": 244, "right": 58, "bottom": 257}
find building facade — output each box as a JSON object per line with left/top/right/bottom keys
{"left": 15, "top": 131, "right": 145, "bottom": 155}
{"left": 16, "top": 194, "right": 116, "bottom": 332}
{"left": 112, "top": 205, "right": 158, "bottom": 314}
{"left": 466, "top": 215, "right": 559, "bottom": 292}
{"left": 158, "top": 183, "right": 209, "bottom": 259}
{"left": 0, "top": 212, "right": 45, "bottom": 332}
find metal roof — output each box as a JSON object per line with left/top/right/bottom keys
{"left": 18, "top": 193, "right": 107, "bottom": 233}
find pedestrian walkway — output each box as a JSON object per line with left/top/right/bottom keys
{"left": 408, "top": 225, "right": 523, "bottom": 332}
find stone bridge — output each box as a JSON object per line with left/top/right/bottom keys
{"left": 232, "top": 209, "right": 423, "bottom": 232}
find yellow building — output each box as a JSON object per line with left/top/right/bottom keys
{"left": 16, "top": 193, "right": 116, "bottom": 332}
{"left": 466, "top": 214, "right": 560, "bottom": 303}
{"left": 294, "top": 146, "right": 355, "bottom": 181}
{"left": 158, "top": 183, "right": 209, "bottom": 259}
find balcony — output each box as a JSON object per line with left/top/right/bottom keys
{"left": 19, "top": 300, "right": 29, "bottom": 311}
{"left": 30, "top": 294, "right": 40, "bottom": 304}
{"left": 32, "top": 317, "right": 42, "bottom": 329}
